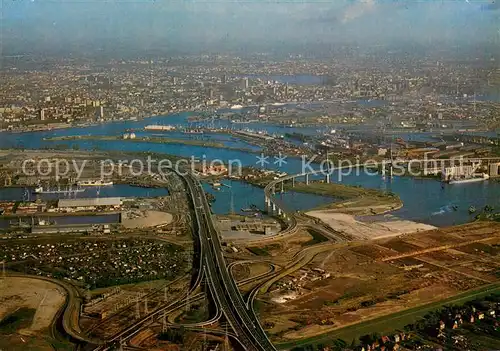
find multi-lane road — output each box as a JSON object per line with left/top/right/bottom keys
{"left": 87, "top": 169, "right": 276, "bottom": 350}
{"left": 183, "top": 173, "right": 277, "bottom": 351}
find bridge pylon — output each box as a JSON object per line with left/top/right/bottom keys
{"left": 223, "top": 322, "right": 231, "bottom": 351}
{"left": 162, "top": 311, "right": 167, "bottom": 333}
{"left": 0, "top": 261, "right": 5, "bottom": 284}
{"left": 135, "top": 299, "right": 141, "bottom": 319}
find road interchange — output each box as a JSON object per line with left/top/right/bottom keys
{"left": 183, "top": 173, "right": 278, "bottom": 351}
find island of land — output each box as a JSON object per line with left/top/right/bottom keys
{"left": 43, "top": 135, "right": 255, "bottom": 153}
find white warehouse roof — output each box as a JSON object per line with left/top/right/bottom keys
{"left": 58, "top": 197, "right": 122, "bottom": 208}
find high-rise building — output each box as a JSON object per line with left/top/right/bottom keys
{"left": 98, "top": 106, "right": 104, "bottom": 120}
{"left": 208, "top": 88, "right": 214, "bottom": 99}
{"left": 40, "top": 108, "right": 45, "bottom": 121}
{"left": 222, "top": 74, "right": 227, "bottom": 84}
{"left": 243, "top": 78, "right": 249, "bottom": 90}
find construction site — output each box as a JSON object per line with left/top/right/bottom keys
{"left": 233, "top": 221, "right": 500, "bottom": 344}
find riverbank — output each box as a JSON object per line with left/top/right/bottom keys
{"left": 286, "top": 181, "right": 402, "bottom": 215}
{"left": 306, "top": 211, "right": 436, "bottom": 240}
{"left": 279, "top": 181, "right": 435, "bottom": 239}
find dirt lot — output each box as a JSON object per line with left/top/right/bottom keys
{"left": 306, "top": 211, "right": 436, "bottom": 240}
{"left": 122, "top": 210, "right": 173, "bottom": 229}
{"left": 258, "top": 221, "right": 500, "bottom": 342}
{"left": 0, "top": 277, "right": 66, "bottom": 333}
{"left": 228, "top": 229, "right": 320, "bottom": 265}
{"left": 0, "top": 277, "right": 67, "bottom": 350}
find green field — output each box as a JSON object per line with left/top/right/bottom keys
{"left": 302, "top": 229, "right": 329, "bottom": 246}
{"left": 44, "top": 135, "right": 227, "bottom": 148}
{"left": 247, "top": 244, "right": 281, "bottom": 256}
{"left": 276, "top": 282, "right": 500, "bottom": 349}
{"left": 0, "top": 308, "right": 36, "bottom": 334}
{"left": 284, "top": 181, "right": 401, "bottom": 213}
{"left": 43, "top": 135, "right": 259, "bottom": 154}
{"left": 287, "top": 182, "right": 396, "bottom": 200}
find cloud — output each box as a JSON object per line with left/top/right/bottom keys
{"left": 482, "top": 0, "right": 500, "bottom": 11}
{"left": 342, "top": 0, "right": 377, "bottom": 23}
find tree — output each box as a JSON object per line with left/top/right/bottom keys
{"left": 158, "top": 326, "right": 185, "bottom": 344}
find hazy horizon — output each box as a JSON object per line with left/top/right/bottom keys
{"left": 3, "top": 0, "right": 500, "bottom": 56}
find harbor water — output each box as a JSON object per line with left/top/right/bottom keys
{"left": 0, "top": 107, "right": 499, "bottom": 227}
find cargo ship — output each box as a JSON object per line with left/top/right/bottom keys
{"left": 34, "top": 184, "right": 86, "bottom": 194}
{"left": 144, "top": 125, "right": 176, "bottom": 131}
{"left": 447, "top": 174, "right": 489, "bottom": 185}
{"left": 78, "top": 180, "right": 114, "bottom": 187}
{"left": 182, "top": 128, "right": 204, "bottom": 134}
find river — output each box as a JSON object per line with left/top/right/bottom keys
{"left": 0, "top": 107, "right": 499, "bottom": 227}
{"left": 0, "top": 184, "right": 169, "bottom": 202}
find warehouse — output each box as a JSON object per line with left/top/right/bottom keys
{"left": 57, "top": 197, "right": 122, "bottom": 212}
{"left": 31, "top": 224, "right": 98, "bottom": 234}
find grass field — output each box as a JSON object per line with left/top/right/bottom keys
{"left": 285, "top": 181, "right": 401, "bottom": 213}
{"left": 43, "top": 135, "right": 257, "bottom": 153}
{"left": 247, "top": 244, "right": 281, "bottom": 256}
{"left": 0, "top": 308, "right": 36, "bottom": 334}
{"left": 302, "top": 229, "right": 329, "bottom": 246}
{"left": 276, "top": 282, "right": 500, "bottom": 349}
{"left": 287, "top": 182, "right": 395, "bottom": 199}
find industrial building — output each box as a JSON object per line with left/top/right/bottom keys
{"left": 489, "top": 163, "right": 500, "bottom": 177}
{"left": 442, "top": 165, "right": 475, "bottom": 181}
{"left": 30, "top": 223, "right": 114, "bottom": 234}
{"left": 57, "top": 197, "right": 122, "bottom": 211}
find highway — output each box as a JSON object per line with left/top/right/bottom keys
{"left": 77, "top": 167, "right": 350, "bottom": 349}
{"left": 183, "top": 173, "right": 277, "bottom": 351}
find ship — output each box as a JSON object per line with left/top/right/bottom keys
{"left": 144, "top": 125, "right": 176, "bottom": 131}
{"left": 182, "top": 128, "right": 204, "bottom": 134}
{"left": 448, "top": 174, "right": 489, "bottom": 185}
{"left": 78, "top": 180, "right": 114, "bottom": 187}
{"left": 34, "top": 184, "right": 86, "bottom": 194}
{"left": 241, "top": 204, "right": 260, "bottom": 213}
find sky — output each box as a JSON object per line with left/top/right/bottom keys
{"left": 2, "top": 0, "right": 500, "bottom": 55}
